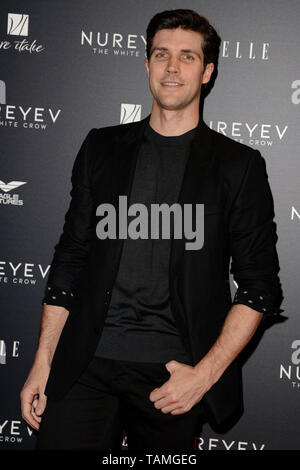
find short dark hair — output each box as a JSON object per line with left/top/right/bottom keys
{"left": 146, "top": 9, "right": 221, "bottom": 69}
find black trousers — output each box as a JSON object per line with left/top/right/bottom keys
{"left": 35, "top": 355, "right": 206, "bottom": 451}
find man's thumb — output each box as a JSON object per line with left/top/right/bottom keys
{"left": 36, "top": 395, "right": 47, "bottom": 415}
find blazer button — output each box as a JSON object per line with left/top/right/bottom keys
{"left": 94, "top": 327, "right": 100, "bottom": 335}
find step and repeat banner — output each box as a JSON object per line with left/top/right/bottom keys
{"left": 0, "top": 0, "right": 299, "bottom": 450}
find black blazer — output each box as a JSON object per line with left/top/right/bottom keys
{"left": 43, "top": 113, "right": 283, "bottom": 427}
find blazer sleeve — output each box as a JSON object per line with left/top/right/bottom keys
{"left": 229, "top": 149, "right": 284, "bottom": 318}
{"left": 41, "top": 128, "right": 97, "bottom": 311}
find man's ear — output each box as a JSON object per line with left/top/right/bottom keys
{"left": 202, "top": 62, "right": 214, "bottom": 85}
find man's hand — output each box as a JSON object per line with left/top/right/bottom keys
{"left": 20, "top": 358, "right": 51, "bottom": 431}
{"left": 149, "top": 360, "right": 214, "bottom": 415}
{"left": 20, "top": 304, "right": 69, "bottom": 431}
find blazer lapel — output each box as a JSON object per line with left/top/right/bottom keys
{"left": 110, "top": 113, "right": 216, "bottom": 280}
{"left": 111, "top": 113, "right": 151, "bottom": 209}
{"left": 109, "top": 114, "right": 151, "bottom": 272}
{"left": 169, "top": 117, "right": 215, "bottom": 279}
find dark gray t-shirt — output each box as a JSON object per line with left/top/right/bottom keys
{"left": 94, "top": 121, "right": 198, "bottom": 363}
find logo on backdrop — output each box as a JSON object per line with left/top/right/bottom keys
{"left": 7, "top": 13, "right": 29, "bottom": 36}
{"left": 194, "top": 436, "right": 265, "bottom": 450}
{"left": 0, "top": 13, "right": 45, "bottom": 54}
{"left": 0, "top": 261, "right": 50, "bottom": 287}
{"left": 208, "top": 119, "right": 288, "bottom": 147}
{"left": 120, "top": 103, "right": 141, "bottom": 123}
{"left": 0, "top": 80, "right": 5, "bottom": 104}
{"left": 291, "top": 206, "right": 300, "bottom": 221}
{"left": 81, "top": 29, "right": 146, "bottom": 57}
{"left": 0, "top": 419, "right": 33, "bottom": 444}
{"left": 0, "top": 340, "right": 20, "bottom": 365}
{"left": 280, "top": 340, "right": 300, "bottom": 389}
{"left": 0, "top": 180, "right": 26, "bottom": 206}
{"left": 220, "top": 40, "right": 270, "bottom": 60}
{"left": 118, "top": 433, "right": 266, "bottom": 452}
{"left": 291, "top": 80, "right": 300, "bottom": 104}
{"left": 0, "top": 81, "right": 61, "bottom": 130}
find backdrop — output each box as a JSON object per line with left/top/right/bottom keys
{"left": 0, "top": 0, "right": 299, "bottom": 451}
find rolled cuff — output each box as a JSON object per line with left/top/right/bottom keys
{"left": 232, "top": 287, "right": 284, "bottom": 317}
{"left": 41, "top": 284, "right": 75, "bottom": 311}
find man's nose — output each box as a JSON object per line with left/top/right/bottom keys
{"left": 166, "top": 56, "right": 179, "bottom": 73}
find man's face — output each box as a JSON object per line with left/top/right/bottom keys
{"left": 145, "top": 27, "right": 214, "bottom": 111}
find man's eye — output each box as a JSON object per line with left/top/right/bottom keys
{"left": 154, "top": 53, "right": 194, "bottom": 60}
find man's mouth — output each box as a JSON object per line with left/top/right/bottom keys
{"left": 161, "top": 82, "right": 183, "bottom": 87}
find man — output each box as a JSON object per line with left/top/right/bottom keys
{"left": 20, "top": 9, "right": 283, "bottom": 451}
